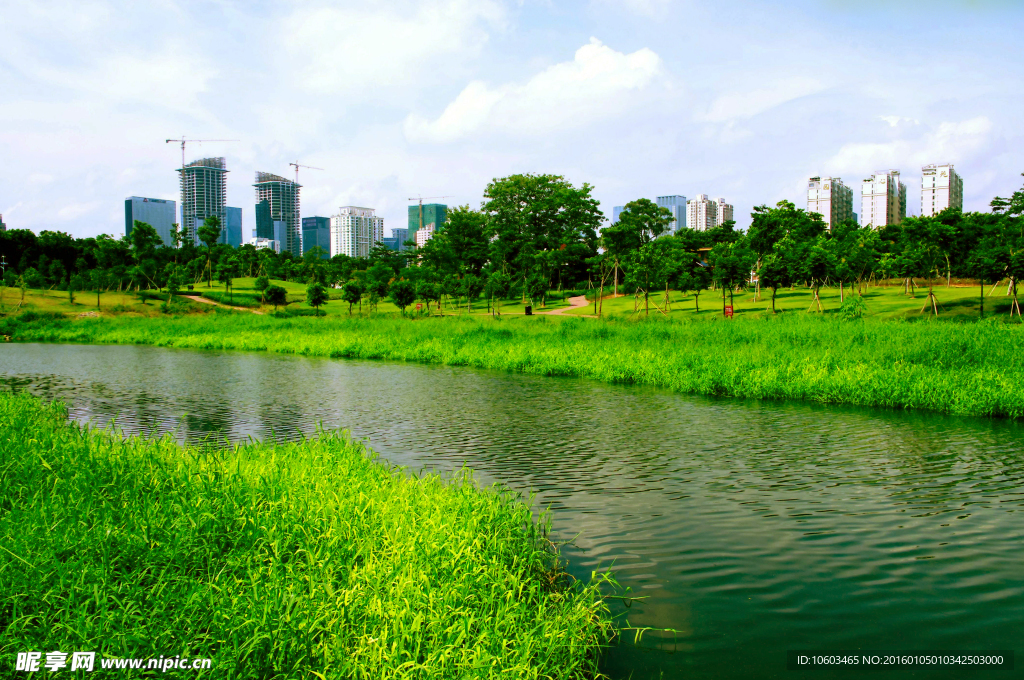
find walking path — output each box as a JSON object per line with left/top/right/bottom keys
{"left": 182, "top": 294, "right": 263, "bottom": 314}
{"left": 538, "top": 295, "right": 593, "bottom": 316}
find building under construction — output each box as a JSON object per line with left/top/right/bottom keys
{"left": 254, "top": 172, "right": 301, "bottom": 256}
{"left": 179, "top": 157, "right": 228, "bottom": 245}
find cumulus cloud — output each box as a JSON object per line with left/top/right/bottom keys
{"left": 403, "top": 38, "right": 662, "bottom": 143}
{"left": 825, "top": 116, "right": 993, "bottom": 174}
{"left": 283, "top": 0, "right": 507, "bottom": 92}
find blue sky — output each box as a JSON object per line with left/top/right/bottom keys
{"left": 1, "top": 0, "right": 1021, "bottom": 238}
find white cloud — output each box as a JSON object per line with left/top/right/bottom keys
{"left": 879, "top": 115, "right": 920, "bottom": 127}
{"left": 56, "top": 201, "right": 101, "bottom": 221}
{"left": 283, "top": 0, "right": 507, "bottom": 92}
{"left": 825, "top": 116, "right": 993, "bottom": 174}
{"left": 404, "top": 38, "right": 662, "bottom": 143}
{"left": 591, "top": 0, "right": 673, "bottom": 17}
{"left": 701, "top": 77, "right": 825, "bottom": 123}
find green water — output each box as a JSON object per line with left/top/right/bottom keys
{"left": 1, "top": 343, "right": 1021, "bottom": 679}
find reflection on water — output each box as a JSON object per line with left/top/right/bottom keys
{"left": 2, "top": 343, "right": 1022, "bottom": 680}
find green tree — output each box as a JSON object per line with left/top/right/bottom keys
{"left": 264, "top": 284, "right": 288, "bottom": 312}
{"left": 68, "top": 273, "right": 84, "bottom": 304}
{"left": 602, "top": 198, "right": 674, "bottom": 297}
{"left": 388, "top": 279, "right": 416, "bottom": 314}
{"left": 163, "top": 266, "right": 181, "bottom": 313}
{"left": 341, "top": 281, "right": 363, "bottom": 315}
{"left": 129, "top": 221, "right": 161, "bottom": 263}
{"left": 306, "top": 281, "right": 328, "bottom": 316}
{"left": 90, "top": 269, "right": 107, "bottom": 309}
{"left": 483, "top": 173, "right": 601, "bottom": 298}
{"left": 217, "top": 265, "right": 234, "bottom": 304}
{"left": 197, "top": 216, "right": 222, "bottom": 287}
{"left": 674, "top": 253, "right": 713, "bottom": 313}
{"left": 254, "top": 275, "right": 270, "bottom": 304}
{"left": 485, "top": 270, "right": 511, "bottom": 316}
{"left": 709, "top": 240, "right": 754, "bottom": 315}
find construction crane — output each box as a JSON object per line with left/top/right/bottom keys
{"left": 165, "top": 137, "right": 238, "bottom": 169}
{"left": 289, "top": 161, "right": 323, "bottom": 185}
{"left": 407, "top": 195, "right": 453, "bottom": 234}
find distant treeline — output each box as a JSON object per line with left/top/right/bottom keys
{"left": 1, "top": 172, "right": 1022, "bottom": 315}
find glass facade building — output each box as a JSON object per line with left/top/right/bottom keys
{"left": 656, "top": 195, "right": 687, "bottom": 233}
{"left": 218, "top": 206, "right": 242, "bottom": 248}
{"left": 407, "top": 204, "right": 446, "bottom": 247}
{"left": 302, "top": 216, "right": 331, "bottom": 258}
{"left": 125, "top": 196, "right": 177, "bottom": 246}
{"left": 254, "top": 172, "right": 302, "bottom": 256}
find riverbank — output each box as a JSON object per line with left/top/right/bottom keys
{"left": 5, "top": 312, "right": 1024, "bottom": 419}
{"left": 0, "top": 391, "right": 613, "bottom": 678}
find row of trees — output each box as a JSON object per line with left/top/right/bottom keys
{"left": 2, "top": 173, "right": 1022, "bottom": 318}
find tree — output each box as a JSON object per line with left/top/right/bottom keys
{"left": 709, "top": 240, "right": 754, "bottom": 315}
{"left": 68, "top": 273, "right": 84, "bottom": 304}
{"left": 602, "top": 198, "right": 674, "bottom": 297}
{"left": 460, "top": 273, "right": 485, "bottom": 312}
{"left": 129, "top": 221, "right": 161, "bottom": 264}
{"left": 483, "top": 174, "right": 601, "bottom": 299}
{"left": 264, "top": 284, "right": 288, "bottom": 312}
{"left": 757, "top": 236, "right": 802, "bottom": 313}
{"left": 675, "top": 252, "right": 712, "bottom": 313}
{"left": 217, "top": 265, "right": 233, "bottom": 303}
{"left": 341, "top": 281, "right": 363, "bottom": 315}
{"left": 900, "top": 216, "right": 956, "bottom": 316}
{"left": 197, "top": 216, "right": 222, "bottom": 287}
{"left": 90, "top": 269, "right": 107, "bottom": 309}
{"left": 622, "top": 238, "right": 679, "bottom": 317}
{"left": 416, "top": 280, "right": 440, "bottom": 314}
{"left": 163, "top": 266, "right": 181, "bottom": 313}
{"left": 485, "top": 270, "right": 511, "bottom": 316}
{"left": 388, "top": 279, "right": 416, "bottom": 314}
{"left": 254, "top": 275, "right": 270, "bottom": 304}
{"left": 306, "top": 281, "right": 328, "bottom": 316}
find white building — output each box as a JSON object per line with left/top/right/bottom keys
{"left": 715, "top": 198, "right": 734, "bottom": 226}
{"left": 807, "top": 177, "right": 854, "bottom": 229}
{"left": 249, "top": 237, "right": 280, "bottom": 253}
{"left": 687, "top": 194, "right": 717, "bottom": 231}
{"left": 861, "top": 170, "right": 906, "bottom": 227}
{"left": 921, "top": 164, "right": 963, "bottom": 217}
{"left": 415, "top": 224, "right": 435, "bottom": 248}
{"left": 330, "top": 206, "right": 384, "bottom": 258}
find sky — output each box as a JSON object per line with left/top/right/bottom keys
{"left": 1, "top": 0, "right": 1022, "bottom": 239}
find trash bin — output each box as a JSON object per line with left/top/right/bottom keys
{"left": 524, "top": 305, "right": 532, "bottom": 315}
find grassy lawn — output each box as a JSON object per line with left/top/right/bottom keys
{"left": 0, "top": 286, "right": 206, "bottom": 318}
{"left": 568, "top": 280, "right": 1011, "bottom": 322}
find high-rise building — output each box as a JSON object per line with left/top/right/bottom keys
{"left": 921, "top": 164, "right": 963, "bottom": 217}
{"left": 254, "top": 172, "right": 301, "bottom": 256}
{"left": 687, "top": 194, "right": 717, "bottom": 231}
{"left": 1, "top": 214, "right": 8, "bottom": 231}
{"left": 612, "top": 206, "right": 625, "bottom": 224}
{"left": 331, "top": 206, "right": 384, "bottom": 258}
{"left": 219, "top": 207, "right": 242, "bottom": 248}
{"left": 806, "top": 177, "right": 854, "bottom": 229}
{"left": 249, "top": 237, "right": 280, "bottom": 252}
{"left": 179, "top": 157, "right": 227, "bottom": 246}
{"left": 408, "top": 203, "right": 446, "bottom": 247}
{"left": 124, "top": 196, "right": 177, "bottom": 246}
{"left": 715, "top": 198, "right": 734, "bottom": 226}
{"left": 861, "top": 170, "right": 906, "bottom": 227}
{"left": 302, "top": 217, "right": 331, "bottom": 258}
{"left": 391, "top": 227, "right": 410, "bottom": 250}
{"left": 656, "top": 195, "right": 687, "bottom": 233}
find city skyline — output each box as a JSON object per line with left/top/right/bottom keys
{"left": 1, "top": 1, "right": 1021, "bottom": 239}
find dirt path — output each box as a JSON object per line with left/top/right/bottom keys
{"left": 537, "top": 295, "right": 593, "bottom": 316}
{"left": 182, "top": 294, "right": 263, "bottom": 314}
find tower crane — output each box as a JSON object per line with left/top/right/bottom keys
{"left": 289, "top": 161, "right": 324, "bottom": 185}
{"left": 407, "top": 195, "right": 453, "bottom": 233}
{"left": 165, "top": 137, "right": 238, "bottom": 169}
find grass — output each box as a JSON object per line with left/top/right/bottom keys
{"left": 0, "top": 286, "right": 205, "bottom": 318}
{"left": 572, "top": 279, "right": 1018, "bottom": 322}
{"left": 0, "top": 391, "right": 614, "bottom": 679}
{"left": 6, "top": 310, "right": 1024, "bottom": 419}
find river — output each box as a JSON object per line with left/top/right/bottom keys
{"left": 1, "top": 343, "right": 1021, "bottom": 679}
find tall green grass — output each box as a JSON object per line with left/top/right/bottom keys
{"left": 0, "top": 392, "right": 613, "bottom": 678}
{"left": 7, "top": 312, "right": 1024, "bottom": 419}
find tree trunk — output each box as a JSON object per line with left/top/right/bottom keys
{"left": 840, "top": 280, "right": 844, "bottom": 303}
{"left": 694, "top": 290, "right": 700, "bottom": 313}
{"left": 980, "top": 278, "right": 984, "bottom": 319}
{"left": 771, "top": 287, "right": 777, "bottom": 313}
